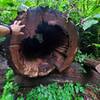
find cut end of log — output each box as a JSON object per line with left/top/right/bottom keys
{"left": 7, "top": 7, "right": 78, "bottom": 77}
{"left": 84, "top": 59, "right": 100, "bottom": 74}
{"left": 96, "top": 64, "right": 100, "bottom": 74}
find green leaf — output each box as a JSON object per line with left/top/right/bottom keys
{"left": 94, "top": 14, "right": 100, "bottom": 19}
{"left": 93, "top": 43, "right": 100, "bottom": 48}
{"left": 82, "top": 19, "right": 98, "bottom": 30}
{"left": 17, "top": 97, "right": 24, "bottom": 100}
{"left": 0, "top": 37, "right": 6, "bottom": 42}
{"left": 5, "top": 94, "right": 14, "bottom": 100}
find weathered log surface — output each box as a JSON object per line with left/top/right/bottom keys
{"left": 6, "top": 7, "right": 78, "bottom": 77}
{"left": 14, "top": 63, "right": 100, "bottom": 87}
{"left": 84, "top": 59, "right": 100, "bottom": 74}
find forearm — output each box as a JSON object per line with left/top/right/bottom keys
{"left": 0, "top": 25, "right": 10, "bottom": 36}
{"left": 0, "top": 21, "right": 25, "bottom": 36}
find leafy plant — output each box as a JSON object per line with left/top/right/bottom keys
{"left": 26, "top": 82, "right": 85, "bottom": 100}
{"left": 5, "top": 68, "right": 14, "bottom": 82}
{"left": 1, "top": 82, "right": 14, "bottom": 100}
{"left": 0, "top": 0, "right": 100, "bottom": 99}
{"left": 74, "top": 50, "right": 88, "bottom": 73}
{"left": 75, "top": 50, "right": 87, "bottom": 66}
{"left": 79, "top": 13, "right": 100, "bottom": 57}
{"left": 0, "top": 68, "right": 19, "bottom": 100}
{"left": 81, "top": 14, "right": 100, "bottom": 30}
{"left": 93, "top": 43, "right": 100, "bottom": 48}
{"left": 0, "top": 68, "right": 86, "bottom": 100}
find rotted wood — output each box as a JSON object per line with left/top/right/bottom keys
{"left": 6, "top": 7, "right": 78, "bottom": 78}
{"left": 84, "top": 59, "right": 100, "bottom": 74}
{"left": 14, "top": 63, "right": 100, "bottom": 87}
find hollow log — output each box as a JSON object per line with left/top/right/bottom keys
{"left": 84, "top": 59, "right": 100, "bottom": 74}
{"left": 6, "top": 7, "right": 78, "bottom": 78}
{"left": 14, "top": 63, "right": 100, "bottom": 87}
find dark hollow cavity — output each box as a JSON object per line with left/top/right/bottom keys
{"left": 20, "top": 21, "right": 67, "bottom": 60}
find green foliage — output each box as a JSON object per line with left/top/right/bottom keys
{"left": 0, "top": 37, "right": 6, "bottom": 42}
{"left": 26, "top": 83, "right": 84, "bottom": 100}
{"left": 80, "top": 17, "right": 100, "bottom": 57}
{"left": 74, "top": 50, "right": 88, "bottom": 73}
{"left": 0, "top": 0, "right": 99, "bottom": 49}
{"left": 17, "top": 96, "right": 24, "bottom": 100}
{"left": 0, "top": 0, "right": 19, "bottom": 24}
{"left": 1, "top": 68, "right": 99, "bottom": 100}
{"left": 0, "top": 0, "right": 99, "bottom": 24}
{"left": 93, "top": 43, "right": 100, "bottom": 48}
{"left": 0, "top": 68, "right": 85, "bottom": 100}
{"left": 94, "top": 14, "right": 100, "bottom": 19}
{"left": 74, "top": 50, "right": 95, "bottom": 65}
{"left": 81, "top": 13, "right": 100, "bottom": 30}
{"left": 0, "top": 68, "right": 19, "bottom": 100}
{"left": 0, "top": 0, "right": 100, "bottom": 99}
{"left": 75, "top": 50, "right": 87, "bottom": 65}
{"left": 1, "top": 82, "right": 14, "bottom": 100}
{"left": 82, "top": 19, "right": 98, "bottom": 30}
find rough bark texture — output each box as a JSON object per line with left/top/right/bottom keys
{"left": 7, "top": 7, "right": 78, "bottom": 77}
{"left": 14, "top": 63, "right": 100, "bottom": 87}
{"left": 84, "top": 59, "right": 100, "bottom": 73}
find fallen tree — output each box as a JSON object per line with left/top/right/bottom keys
{"left": 6, "top": 7, "right": 78, "bottom": 78}
{"left": 0, "top": 7, "right": 99, "bottom": 87}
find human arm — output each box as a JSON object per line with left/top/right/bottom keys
{"left": 0, "top": 25, "right": 10, "bottom": 36}
{"left": 0, "top": 20, "right": 25, "bottom": 36}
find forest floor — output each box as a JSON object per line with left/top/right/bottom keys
{"left": 0, "top": 55, "right": 100, "bottom": 99}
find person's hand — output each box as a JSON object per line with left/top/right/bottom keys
{"left": 10, "top": 20, "right": 25, "bottom": 35}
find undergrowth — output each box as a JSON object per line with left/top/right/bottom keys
{"left": 0, "top": 68, "right": 86, "bottom": 100}
{"left": 1, "top": 66, "right": 100, "bottom": 100}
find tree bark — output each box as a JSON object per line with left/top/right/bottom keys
{"left": 14, "top": 63, "right": 100, "bottom": 87}
{"left": 7, "top": 7, "right": 78, "bottom": 78}
{"left": 84, "top": 59, "right": 100, "bottom": 74}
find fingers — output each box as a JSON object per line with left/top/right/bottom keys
{"left": 13, "top": 20, "right": 25, "bottom": 29}
{"left": 20, "top": 24, "right": 25, "bottom": 28}
{"left": 11, "top": 20, "right": 25, "bottom": 36}
{"left": 17, "top": 21, "right": 21, "bottom": 25}
{"left": 13, "top": 20, "right": 22, "bottom": 25}
{"left": 19, "top": 32, "right": 24, "bottom": 35}
{"left": 13, "top": 20, "right": 18, "bottom": 25}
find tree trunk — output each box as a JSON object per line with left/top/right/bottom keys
{"left": 6, "top": 7, "right": 78, "bottom": 78}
